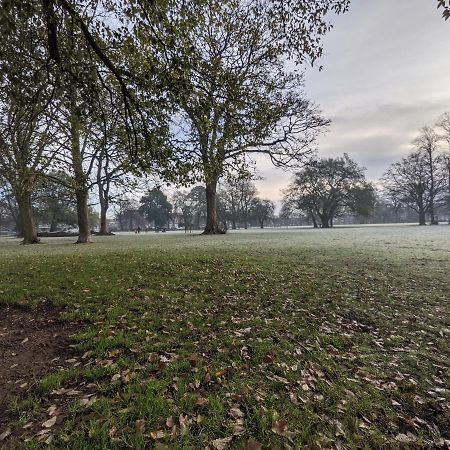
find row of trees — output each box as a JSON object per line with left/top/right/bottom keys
{"left": 0, "top": 0, "right": 353, "bottom": 243}
{"left": 117, "top": 181, "right": 276, "bottom": 233}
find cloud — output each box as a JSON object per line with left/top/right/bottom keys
{"left": 255, "top": 0, "right": 450, "bottom": 200}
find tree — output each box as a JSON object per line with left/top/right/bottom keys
{"left": 0, "top": 12, "right": 58, "bottom": 243}
{"left": 92, "top": 97, "right": 137, "bottom": 235}
{"left": 219, "top": 176, "right": 244, "bottom": 230}
{"left": 383, "top": 151, "right": 438, "bottom": 226}
{"left": 284, "top": 155, "right": 372, "bottom": 228}
{"left": 437, "top": 113, "right": 450, "bottom": 224}
{"left": 132, "top": 0, "right": 348, "bottom": 234}
{"left": 139, "top": 188, "right": 172, "bottom": 229}
{"left": 187, "top": 186, "right": 207, "bottom": 230}
{"left": 237, "top": 180, "right": 259, "bottom": 230}
{"left": 251, "top": 199, "right": 275, "bottom": 229}
{"left": 172, "top": 190, "right": 193, "bottom": 233}
{"left": 413, "top": 127, "right": 443, "bottom": 224}
{"left": 115, "top": 197, "right": 145, "bottom": 231}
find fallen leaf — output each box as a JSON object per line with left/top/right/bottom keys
{"left": 150, "top": 430, "right": 165, "bottom": 439}
{"left": 229, "top": 407, "right": 245, "bottom": 419}
{"left": 42, "top": 416, "right": 57, "bottom": 428}
{"left": 166, "top": 416, "right": 175, "bottom": 428}
{"left": 245, "top": 439, "right": 262, "bottom": 450}
{"left": 0, "top": 428, "right": 12, "bottom": 441}
{"left": 47, "top": 405, "right": 58, "bottom": 416}
{"left": 212, "top": 436, "right": 233, "bottom": 449}
{"left": 135, "top": 419, "right": 145, "bottom": 434}
{"left": 272, "top": 420, "right": 288, "bottom": 435}
{"left": 196, "top": 396, "right": 208, "bottom": 406}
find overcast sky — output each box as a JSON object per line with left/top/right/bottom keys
{"left": 255, "top": 0, "right": 450, "bottom": 201}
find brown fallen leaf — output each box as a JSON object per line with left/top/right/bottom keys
{"left": 212, "top": 436, "right": 233, "bottom": 449}
{"left": 135, "top": 419, "right": 145, "bottom": 434}
{"left": 166, "top": 416, "right": 175, "bottom": 428}
{"left": 188, "top": 353, "right": 199, "bottom": 366}
{"left": 42, "top": 416, "right": 57, "bottom": 428}
{"left": 47, "top": 405, "right": 57, "bottom": 416}
{"left": 109, "top": 426, "right": 118, "bottom": 438}
{"left": 150, "top": 430, "right": 165, "bottom": 439}
{"left": 229, "top": 407, "right": 245, "bottom": 419}
{"left": 245, "top": 439, "right": 262, "bottom": 450}
{"left": 272, "top": 420, "right": 288, "bottom": 435}
{"left": 196, "top": 396, "right": 208, "bottom": 406}
{"left": 0, "top": 428, "right": 12, "bottom": 441}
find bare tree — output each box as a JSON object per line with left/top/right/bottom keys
{"left": 437, "top": 113, "right": 450, "bottom": 224}
{"left": 413, "top": 127, "right": 443, "bottom": 224}
{"left": 383, "top": 151, "right": 446, "bottom": 226}
{"left": 251, "top": 199, "right": 275, "bottom": 229}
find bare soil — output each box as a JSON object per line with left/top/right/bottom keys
{"left": 0, "top": 301, "right": 82, "bottom": 430}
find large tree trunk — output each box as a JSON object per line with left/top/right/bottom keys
{"left": 418, "top": 209, "right": 426, "bottom": 226}
{"left": 319, "top": 213, "right": 331, "bottom": 228}
{"left": 16, "top": 190, "right": 39, "bottom": 244}
{"left": 203, "top": 176, "right": 224, "bottom": 234}
{"left": 75, "top": 188, "right": 91, "bottom": 243}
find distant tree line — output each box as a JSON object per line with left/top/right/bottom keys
{"left": 112, "top": 179, "right": 275, "bottom": 233}
{"left": 281, "top": 113, "right": 450, "bottom": 227}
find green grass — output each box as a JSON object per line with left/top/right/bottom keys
{"left": 1, "top": 226, "right": 449, "bottom": 449}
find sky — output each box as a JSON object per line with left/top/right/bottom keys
{"left": 255, "top": 0, "right": 450, "bottom": 202}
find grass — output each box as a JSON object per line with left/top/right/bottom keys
{"left": 1, "top": 225, "right": 449, "bottom": 449}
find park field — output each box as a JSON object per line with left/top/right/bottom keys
{"left": 0, "top": 226, "right": 449, "bottom": 449}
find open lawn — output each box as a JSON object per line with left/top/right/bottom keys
{"left": 0, "top": 226, "right": 449, "bottom": 449}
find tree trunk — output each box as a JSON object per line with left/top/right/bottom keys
{"left": 319, "top": 213, "right": 330, "bottom": 228}
{"left": 75, "top": 188, "right": 91, "bottom": 243}
{"left": 98, "top": 191, "right": 109, "bottom": 234}
{"left": 418, "top": 209, "right": 426, "bottom": 226}
{"left": 231, "top": 217, "right": 237, "bottom": 230}
{"left": 99, "top": 207, "right": 107, "bottom": 234}
{"left": 447, "top": 162, "right": 450, "bottom": 224}
{"left": 16, "top": 190, "right": 39, "bottom": 244}
{"left": 70, "top": 106, "right": 91, "bottom": 244}
{"left": 203, "top": 176, "right": 224, "bottom": 234}
{"left": 260, "top": 220, "right": 264, "bottom": 229}
{"left": 311, "top": 213, "right": 318, "bottom": 229}
{"left": 50, "top": 212, "right": 58, "bottom": 232}
{"left": 427, "top": 149, "right": 438, "bottom": 225}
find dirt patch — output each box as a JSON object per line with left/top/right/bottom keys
{"left": 0, "top": 301, "right": 83, "bottom": 431}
